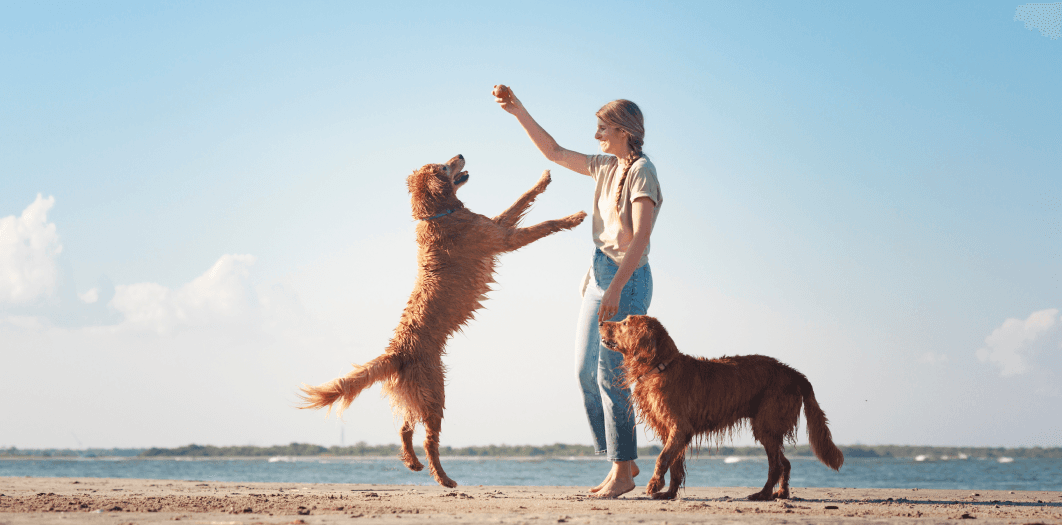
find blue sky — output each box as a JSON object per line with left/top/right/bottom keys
{"left": 2, "top": 1, "right": 1059, "bottom": 451}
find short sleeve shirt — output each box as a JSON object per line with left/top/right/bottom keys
{"left": 586, "top": 155, "right": 663, "bottom": 267}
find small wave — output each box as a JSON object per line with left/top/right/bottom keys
{"left": 997, "top": 457, "right": 1014, "bottom": 463}
{"left": 915, "top": 455, "right": 928, "bottom": 462}
{"left": 268, "top": 456, "right": 295, "bottom": 463}
{"left": 723, "top": 456, "right": 741, "bottom": 464}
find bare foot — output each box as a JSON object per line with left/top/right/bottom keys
{"left": 590, "top": 469, "right": 615, "bottom": 495}
{"left": 589, "top": 477, "right": 636, "bottom": 499}
{"left": 589, "top": 460, "right": 636, "bottom": 498}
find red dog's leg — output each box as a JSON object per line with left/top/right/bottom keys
{"left": 748, "top": 438, "right": 784, "bottom": 501}
{"left": 399, "top": 418, "right": 423, "bottom": 472}
{"left": 773, "top": 453, "right": 792, "bottom": 499}
{"left": 648, "top": 432, "right": 689, "bottom": 499}
{"left": 502, "top": 212, "right": 587, "bottom": 252}
{"left": 493, "top": 171, "right": 551, "bottom": 228}
{"left": 660, "top": 449, "right": 687, "bottom": 500}
{"left": 423, "top": 415, "right": 457, "bottom": 488}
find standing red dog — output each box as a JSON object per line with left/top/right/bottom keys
{"left": 299, "top": 155, "right": 586, "bottom": 487}
{"left": 599, "top": 315, "right": 843, "bottom": 500}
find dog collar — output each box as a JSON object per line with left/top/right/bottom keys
{"left": 421, "top": 207, "right": 460, "bottom": 221}
{"left": 636, "top": 358, "right": 673, "bottom": 382}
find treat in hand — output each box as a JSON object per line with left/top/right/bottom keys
{"left": 493, "top": 84, "right": 513, "bottom": 103}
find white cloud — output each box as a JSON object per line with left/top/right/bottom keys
{"left": 110, "top": 254, "right": 265, "bottom": 333}
{"left": 78, "top": 288, "right": 99, "bottom": 304}
{"left": 977, "top": 308, "right": 1061, "bottom": 376}
{"left": 0, "top": 194, "right": 62, "bottom": 304}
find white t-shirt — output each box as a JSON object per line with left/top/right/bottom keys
{"left": 586, "top": 154, "right": 663, "bottom": 268}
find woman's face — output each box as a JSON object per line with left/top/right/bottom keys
{"left": 595, "top": 118, "right": 627, "bottom": 156}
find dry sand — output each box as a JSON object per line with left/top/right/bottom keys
{"left": 1, "top": 477, "right": 1060, "bottom": 524}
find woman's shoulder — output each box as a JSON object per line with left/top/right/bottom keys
{"left": 630, "top": 155, "right": 657, "bottom": 176}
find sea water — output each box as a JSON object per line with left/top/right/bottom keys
{"left": 2, "top": 456, "right": 1060, "bottom": 492}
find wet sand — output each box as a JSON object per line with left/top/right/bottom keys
{"left": 1, "top": 477, "right": 1060, "bottom": 524}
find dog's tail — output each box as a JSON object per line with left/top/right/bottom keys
{"left": 297, "top": 353, "right": 401, "bottom": 418}
{"left": 799, "top": 376, "right": 844, "bottom": 471}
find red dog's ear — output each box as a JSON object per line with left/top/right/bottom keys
{"left": 632, "top": 317, "right": 655, "bottom": 359}
{"left": 646, "top": 317, "right": 674, "bottom": 360}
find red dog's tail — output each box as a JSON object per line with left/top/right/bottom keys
{"left": 298, "top": 353, "right": 401, "bottom": 418}
{"left": 799, "top": 377, "right": 844, "bottom": 471}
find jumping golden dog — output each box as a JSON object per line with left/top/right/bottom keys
{"left": 599, "top": 315, "right": 844, "bottom": 500}
{"left": 299, "top": 154, "right": 586, "bottom": 487}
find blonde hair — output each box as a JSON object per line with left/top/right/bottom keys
{"left": 596, "top": 99, "right": 645, "bottom": 212}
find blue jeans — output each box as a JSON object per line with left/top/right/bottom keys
{"left": 574, "top": 249, "right": 653, "bottom": 461}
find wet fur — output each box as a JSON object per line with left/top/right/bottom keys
{"left": 299, "top": 155, "right": 586, "bottom": 487}
{"left": 599, "top": 315, "right": 844, "bottom": 501}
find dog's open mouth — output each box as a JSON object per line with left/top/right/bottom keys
{"left": 601, "top": 338, "right": 618, "bottom": 350}
{"left": 454, "top": 172, "right": 469, "bottom": 185}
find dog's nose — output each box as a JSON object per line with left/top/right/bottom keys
{"left": 457, "top": 154, "right": 464, "bottom": 160}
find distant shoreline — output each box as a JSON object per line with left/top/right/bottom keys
{"left": 4, "top": 443, "right": 1061, "bottom": 459}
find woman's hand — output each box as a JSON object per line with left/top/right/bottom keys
{"left": 598, "top": 284, "right": 621, "bottom": 324}
{"left": 493, "top": 84, "right": 524, "bottom": 115}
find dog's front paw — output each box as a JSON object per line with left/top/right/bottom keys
{"left": 565, "top": 211, "right": 587, "bottom": 227}
{"left": 650, "top": 491, "right": 676, "bottom": 500}
{"left": 645, "top": 476, "right": 664, "bottom": 495}
{"left": 746, "top": 490, "right": 774, "bottom": 501}
{"left": 534, "top": 170, "right": 552, "bottom": 191}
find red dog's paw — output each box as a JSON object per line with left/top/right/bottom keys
{"left": 566, "top": 211, "right": 588, "bottom": 226}
{"left": 645, "top": 477, "right": 664, "bottom": 495}
{"left": 535, "top": 170, "right": 552, "bottom": 190}
{"left": 402, "top": 455, "right": 424, "bottom": 472}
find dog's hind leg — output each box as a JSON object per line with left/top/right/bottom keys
{"left": 399, "top": 418, "right": 424, "bottom": 472}
{"left": 492, "top": 170, "right": 551, "bottom": 228}
{"left": 748, "top": 435, "right": 784, "bottom": 501}
{"left": 773, "top": 451, "right": 792, "bottom": 500}
{"left": 423, "top": 415, "right": 457, "bottom": 488}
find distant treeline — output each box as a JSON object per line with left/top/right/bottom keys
{"left": 1, "top": 447, "right": 142, "bottom": 458}
{"left": 4, "top": 443, "right": 1060, "bottom": 459}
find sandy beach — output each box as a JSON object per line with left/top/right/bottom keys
{"left": 1, "top": 477, "right": 1059, "bottom": 525}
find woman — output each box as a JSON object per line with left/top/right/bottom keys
{"left": 493, "top": 85, "right": 663, "bottom": 498}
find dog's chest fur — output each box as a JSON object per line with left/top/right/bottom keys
{"left": 391, "top": 212, "right": 502, "bottom": 352}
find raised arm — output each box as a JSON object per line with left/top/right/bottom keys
{"left": 493, "top": 85, "right": 591, "bottom": 177}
